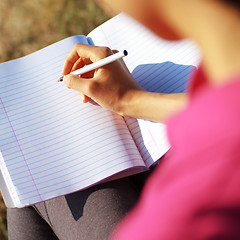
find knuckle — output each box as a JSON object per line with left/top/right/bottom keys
{"left": 74, "top": 43, "right": 82, "bottom": 50}
{"left": 64, "top": 58, "right": 73, "bottom": 66}
{"left": 88, "top": 80, "right": 99, "bottom": 94}
{"left": 99, "top": 46, "right": 112, "bottom": 58}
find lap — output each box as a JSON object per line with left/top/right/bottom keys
{"left": 7, "top": 205, "right": 58, "bottom": 240}
{"left": 8, "top": 171, "right": 152, "bottom": 240}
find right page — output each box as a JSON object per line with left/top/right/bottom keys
{"left": 88, "top": 13, "right": 201, "bottom": 167}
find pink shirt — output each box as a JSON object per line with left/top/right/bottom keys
{"left": 111, "top": 67, "right": 240, "bottom": 239}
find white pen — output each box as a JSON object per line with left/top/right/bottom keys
{"left": 58, "top": 50, "right": 128, "bottom": 82}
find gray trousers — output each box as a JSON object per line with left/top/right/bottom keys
{"left": 7, "top": 171, "right": 151, "bottom": 240}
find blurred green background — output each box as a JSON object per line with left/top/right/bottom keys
{"left": 0, "top": 0, "right": 109, "bottom": 239}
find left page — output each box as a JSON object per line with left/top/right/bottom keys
{"left": 0, "top": 35, "right": 146, "bottom": 208}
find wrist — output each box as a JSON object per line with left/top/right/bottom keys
{"left": 119, "top": 89, "right": 148, "bottom": 119}
{"left": 118, "top": 90, "right": 187, "bottom": 123}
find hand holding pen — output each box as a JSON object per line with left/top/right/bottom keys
{"left": 58, "top": 49, "right": 128, "bottom": 82}
{"left": 61, "top": 44, "right": 143, "bottom": 115}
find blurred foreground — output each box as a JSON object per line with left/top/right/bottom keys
{"left": 0, "top": 0, "right": 108, "bottom": 239}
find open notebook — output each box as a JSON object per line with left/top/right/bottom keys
{"left": 0, "top": 13, "right": 201, "bottom": 208}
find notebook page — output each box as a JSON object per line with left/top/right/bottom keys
{"left": 88, "top": 13, "right": 201, "bottom": 166}
{"left": 0, "top": 35, "right": 145, "bottom": 207}
{"left": 124, "top": 117, "right": 170, "bottom": 167}
{"left": 0, "top": 151, "right": 16, "bottom": 207}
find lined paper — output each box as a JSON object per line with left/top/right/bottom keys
{"left": 0, "top": 35, "right": 145, "bottom": 207}
{"left": 0, "top": 13, "right": 201, "bottom": 207}
{"left": 124, "top": 118, "right": 170, "bottom": 167}
{"left": 88, "top": 13, "right": 201, "bottom": 164}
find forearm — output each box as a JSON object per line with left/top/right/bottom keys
{"left": 120, "top": 90, "right": 187, "bottom": 123}
{"left": 62, "top": 44, "right": 187, "bottom": 123}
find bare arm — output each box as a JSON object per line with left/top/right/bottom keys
{"left": 62, "top": 44, "right": 187, "bottom": 123}
{"left": 122, "top": 91, "right": 187, "bottom": 122}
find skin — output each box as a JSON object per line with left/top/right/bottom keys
{"left": 62, "top": 0, "right": 240, "bottom": 123}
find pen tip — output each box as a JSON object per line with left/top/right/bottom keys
{"left": 57, "top": 76, "right": 64, "bottom": 82}
{"left": 123, "top": 50, "right": 128, "bottom": 56}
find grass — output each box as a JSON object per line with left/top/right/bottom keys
{"left": 0, "top": 0, "right": 109, "bottom": 239}
{"left": 0, "top": 0, "right": 109, "bottom": 62}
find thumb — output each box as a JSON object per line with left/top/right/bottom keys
{"left": 63, "top": 74, "right": 90, "bottom": 92}
{"left": 63, "top": 74, "right": 91, "bottom": 103}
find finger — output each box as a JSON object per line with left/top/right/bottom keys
{"left": 72, "top": 57, "right": 94, "bottom": 72}
{"left": 62, "top": 44, "right": 114, "bottom": 75}
{"left": 62, "top": 47, "right": 81, "bottom": 75}
{"left": 82, "top": 94, "right": 91, "bottom": 103}
{"left": 63, "top": 74, "right": 92, "bottom": 95}
{"left": 79, "top": 92, "right": 91, "bottom": 103}
{"left": 71, "top": 58, "right": 85, "bottom": 72}
{"left": 81, "top": 69, "right": 95, "bottom": 79}
{"left": 64, "top": 74, "right": 92, "bottom": 103}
